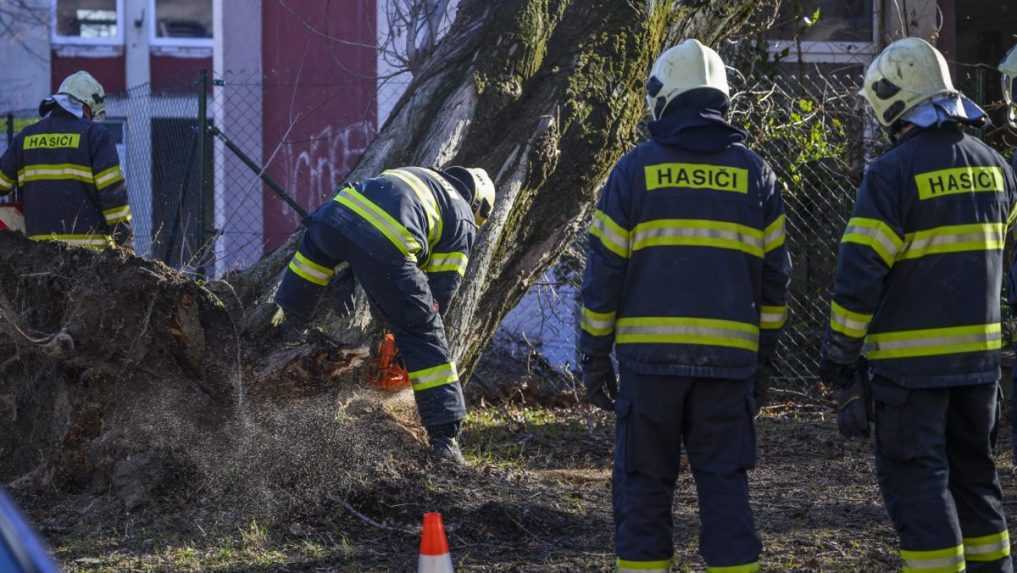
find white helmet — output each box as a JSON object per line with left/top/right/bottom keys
{"left": 646, "top": 39, "right": 730, "bottom": 121}
{"left": 861, "top": 38, "right": 957, "bottom": 128}
{"left": 442, "top": 166, "right": 496, "bottom": 226}
{"left": 1000, "top": 44, "right": 1017, "bottom": 128}
{"left": 58, "top": 71, "right": 106, "bottom": 120}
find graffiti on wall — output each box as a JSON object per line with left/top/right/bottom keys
{"left": 282, "top": 120, "right": 376, "bottom": 227}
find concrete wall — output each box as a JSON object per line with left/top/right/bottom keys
{"left": 213, "top": 0, "right": 263, "bottom": 275}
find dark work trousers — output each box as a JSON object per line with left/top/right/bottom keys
{"left": 613, "top": 369, "right": 761, "bottom": 573}
{"left": 275, "top": 214, "right": 466, "bottom": 429}
{"left": 871, "top": 376, "right": 1011, "bottom": 573}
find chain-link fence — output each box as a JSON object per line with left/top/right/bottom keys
{"left": 0, "top": 69, "right": 403, "bottom": 275}
{"left": 0, "top": 67, "right": 975, "bottom": 383}
{"left": 732, "top": 69, "right": 870, "bottom": 382}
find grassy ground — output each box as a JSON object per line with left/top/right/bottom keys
{"left": 14, "top": 391, "right": 1017, "bottom": 572}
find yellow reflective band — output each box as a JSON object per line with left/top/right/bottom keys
{"left": 964, "top": 530, "right": 1011, "bottom": 562}
{"left": 841, "top": 217, "right": 903, "bottom": 267}
{"left": 23, "top": 132, "right": 80, "bottom": 150}
{"left": 288, "top": 252, "right": 335, "bottom": 287}
{"left": 94, "top": 165, "right": 125, "bottom": 190}
{"left": 759, "top": 305, "right": 787, "bottom": 330}
{"left": 707, "top": 562, "right": 761, "bottom": 573}
{"left": 899, "top": 223, "right": 1004, "bottom": 260}
{"left": 384, "top": 169, "right": 443, "bottom": 248}
{"left": 335, "top": 186, "right": 420, "bottom": 259}
{"left": 30, "top": 233, "right": 113, "bottom": 249}
{"left": 1008, "top": 200, "right": 1017, "bottom": 231}
{"left": 102, "top": 204, "right": 132, "bottom": 225}
{"left": 616, "top": 316, "right": 759, "bottom": 352}
{"left": 830, "top": 301, "right": 873, "bottom": 339}
{"left": 590, "top": 209, "right": 630, "bottom": 258}
{"left": 901, "top": 545, "right": 964, "bottom": 572}
{"left": 426, "top": 251, "right": 468, "bottom": 275}
{"left": 865, "top": 323, "right": 1002, "bottom": 360}
{"left": 581, "top": 307, "right": 616, "bottom": 337}
{"left": 915, "top": 166, "right": 1004, "bottom": 200}
{"left": 763, "top": 214, "right": 786, "bottom": 253}
{"left": 409, "top": 362, "right": 458, "bottom": 392}
{"left": 616, "top": 558, "right": 671, "bottom": 572}
{"left": 631, "top": 219, "right": 764, "bottom": 258}
{"left": 644, "top": 162, "right": 748, "bottom": 194}
{"left": 18, "top": 163, "right": 93, "bottom": 185}
{"left": 0, "top": 170, "right": 14, "bottom": 191}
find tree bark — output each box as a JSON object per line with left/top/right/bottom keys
{"left": 0, "top": 0, "right": 757, "bottom": 498}
{"left": 237, "top": 0, "right": 758, "bottom": 376}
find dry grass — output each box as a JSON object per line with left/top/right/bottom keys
{"left": 14, "top": 392, "right": 1017, "bottom": 572}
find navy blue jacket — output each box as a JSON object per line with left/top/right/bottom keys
{"left": 579, "top": 89, "right": 792, "bottom": 379}
{"left": 326, "top": 166, "right": 477, "bottom": 313}
{"left": 823, "top": 124, "right": 1017, "bottom": 387}
{"left": 0, "top": 109, "right": 129, "bottom": 248}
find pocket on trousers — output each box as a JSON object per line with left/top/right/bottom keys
{"left": 871, "top": 381, "right": 914, "bottom": 462}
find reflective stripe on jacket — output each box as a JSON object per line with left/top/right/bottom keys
{"left": 823, "top": 124, "right": 1017, "bottom": 387}
{"left": 324, "top": 166, "right": 477, "bottom": 313}
{"left": 579, "top": 94, "right": 791, "bottom": 379}
{"left": 0, "top": 109, "right": 130, "bottom": 247}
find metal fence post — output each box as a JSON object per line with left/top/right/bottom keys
{"left": 5, "top": 113, "right": 12, "bottom": 147}
{"left": 197, "top": 69, "right": 209, "bottom": 270}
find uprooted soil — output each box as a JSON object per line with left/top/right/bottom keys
{"left": 14, "top": 389, "right": 1017, "bottom": 573}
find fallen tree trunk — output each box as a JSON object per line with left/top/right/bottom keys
{"left": 1, "top": 0, "right": 759, "bottom": 502}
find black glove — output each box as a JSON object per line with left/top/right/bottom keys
{"left": 753, "top": 361, "right": 774, "bottom": 416}
{"left": 818, "top": 357, "right": 855, "bottom": 389}
{"left": 836, "top": 375, "right": 870, "bottom": 439}
{"left": 581, "top": 354, "right": 617, "bottom": 412}
{"left": 112, "top": 223, "right": 134, "bottom": 251}
{"left": 820, "top": 358, "right": 869, "bottom": 439}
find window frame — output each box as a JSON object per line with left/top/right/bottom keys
{"left": 767, "top": 1, "right": 881, "bottom": 63}
{"left": 148, "top": 0, "right": 214, "bottom": 48}
{"left": 50, "top": 0, "right": 125, "bottom": 46}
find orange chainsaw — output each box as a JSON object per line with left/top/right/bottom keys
{"left": 372, "top": 331, "right": 410, "bottom": 392}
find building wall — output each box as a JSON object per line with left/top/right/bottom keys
{"left": 260, "top": 0, "right": 377, "bottom": 251}
{"left": 0, "top": 1, "right": 51, "bottom": 112}
{"left": 213, "top": 0, "right": 263, "bottom": 274}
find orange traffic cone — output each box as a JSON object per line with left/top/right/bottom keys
{"left": 418, "top": 512, "right": 454, "bottom": 573}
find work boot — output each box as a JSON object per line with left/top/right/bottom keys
{"left": 427, "top": 422, "right": 466, "bottom": 466}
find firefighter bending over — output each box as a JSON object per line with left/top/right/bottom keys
{"left": 273, "top": 166, "right": 495, "bottom": 465}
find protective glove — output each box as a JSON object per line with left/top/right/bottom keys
{"left": 836, "top": 376, "right": 870, "bottom": 439}
{"left": 818, "top": 357, "right": 855, "bottom": 389}
{"left": 581, "top": 353, "right": 617, "bottom": 412}
{"left": 753, "top": 361, "right": 774, "bottom": 416}
{"left": 112, "top": 223, "right": 134, "bottom": 251}
{"left": 820, "top": 358, "right": 869, "bottom": 439}
{"left": 271, "top": 305, "right": 306, "bottom": 344}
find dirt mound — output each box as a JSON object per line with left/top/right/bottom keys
{"left": 0, "top": 231, "right": 394, "bottom": 513}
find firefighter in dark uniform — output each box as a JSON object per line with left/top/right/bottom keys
{"left": 273, "top": 166, "right": 495, "bottom": 464}
{"left": 821, "top": 38, "right": 1016, "bottom": 572}
{"left": 579, "top": 39, "right": 791, "bottom": 573}
{"left": 0, "top": 71, "right": 131, "bottom": 248}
